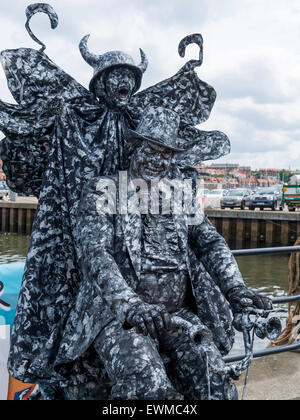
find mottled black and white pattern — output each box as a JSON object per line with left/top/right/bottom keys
{"left": 127, "top": 106, "right": 187, "bottom": 152}
{"left": 0, "top": 5, "right": 236, "bottom": 399}
{"left": 73, "top": 167, "right": 245, "bottom": 399}
{"left": 0, "top": 47, "right": 93, "bottom": 195}
{"left": 25, "top": 3, "right": 59, "bottom": 52}
{"left": 0, "top": 32, "right": 230, "bottom": 195}
{"left": 139, "top": 213, "right": 189, "bottom": 313}
{"left": 93, "top": 309, "right": 238, "bottom": 400}
{"left": 178, "top": 34, "right": 203, "bottom": 67}
{"left": 79, "top": 34, "right": 147, "bottom": 94}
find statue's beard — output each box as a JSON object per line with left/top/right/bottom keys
{"left": 143, "top": 165, "right": 168, "bottom": 179}
{"left": 131, "top": 160, "right": 170, "bottom": 182}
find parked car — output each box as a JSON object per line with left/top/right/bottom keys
{"left": 207, "top": 189, "right": 228, "bottom": 197}
{"left": 220, "top": 189, "right": 252, "bottom": 210}
{"left": 249, "top": 188, "right": 283, "bottom": 211}
{"left": 205, "top": 189, "right": 227, "bottom": 209}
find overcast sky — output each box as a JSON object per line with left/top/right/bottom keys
{"left": 0, "top": 0, "right": 299, "bottom": 170}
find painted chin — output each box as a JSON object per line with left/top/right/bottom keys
{"left": 142, "top": 166, "right": 167, "bottom": 180}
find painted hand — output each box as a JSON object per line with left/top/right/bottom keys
{"left": 227, "top": 286, "right": 273, "bottom": 314}
{"left": 125, "top": 302, "right": 173, "bottom": 339}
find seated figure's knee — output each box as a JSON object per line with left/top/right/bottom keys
{"left": 95, "top": 325, "right": 182, "bottom": 400}
{"left": 110, "top": 368, "right": 181, "bottom": 400}
{"left": 166, "top": 337, "right": 238, "bottom": 400}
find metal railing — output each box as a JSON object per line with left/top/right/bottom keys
{"left": 224, "top": 244, "right": 300, "bottom": 364}
{"left": 232, "top": 245, "right": 300, "bottom": 257}
{"left": 224, "top": 341, "right": 300, "bottom": 363}
{"left": 233, "top": 244, "right": 300, "bottom": 304}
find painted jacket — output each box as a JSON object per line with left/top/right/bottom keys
{"left": 70, "top": 175, "right": 246, "bottom": 364}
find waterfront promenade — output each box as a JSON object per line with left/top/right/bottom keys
{"left": 237, "top": 352, "right": 300, "bottom": 400}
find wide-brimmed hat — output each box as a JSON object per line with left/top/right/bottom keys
{"left": 127, "top": 107, "right": 188, "bottom": 153}
{"left": 79, "top": 35, "right": 148, "bottom": 93}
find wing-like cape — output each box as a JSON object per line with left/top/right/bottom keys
{"left": 0, "top": 33, "right": 230, "bottom": 196}
{"left": 131, "top": 61, "right": 216, "bottom": 126}
{"left": 0, "top": 48, "right": 93, "bottom": 195}
{"left": 130, "top": 60, "right": 230, "bottom": 166}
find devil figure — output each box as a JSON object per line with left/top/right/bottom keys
{"left": 0, "top": 4, "right": 239, "bottom": 398}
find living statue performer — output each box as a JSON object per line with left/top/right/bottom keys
{"left": 0, "top": 4, "right": 258, "bottom": 399}
{"left": 76, "top": 106, "right": 273, "bottom": 400}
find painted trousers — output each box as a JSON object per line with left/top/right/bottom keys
{"left": 94, "top": 307, "right": 238, "bottom": 400}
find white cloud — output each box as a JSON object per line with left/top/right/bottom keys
{"left": 0, "top": 0, "right": 299, "bottom": 169}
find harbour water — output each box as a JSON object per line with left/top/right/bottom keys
{"left": 232, "top": 253, "right": 290, "bottom": 356}
{"left": 0, "top": 233, "right": 292, "bottom": 355}
{"left": 0, "top": 234, "right": 30, "bottom": 265}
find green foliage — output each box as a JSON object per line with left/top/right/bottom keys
{"left": 279, "top": 170, "right": 293, "bottom": 183}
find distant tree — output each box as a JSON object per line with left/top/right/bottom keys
{"left": 279, "top": 169, "right": 294, "bottom": 183}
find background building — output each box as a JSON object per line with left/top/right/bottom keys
{"left": 196, "top": 163, "right": 287, "bottom": 189}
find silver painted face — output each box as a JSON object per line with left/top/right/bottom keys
{"left": 94, "top": 67, "right": 136, "bottom": 108}
{"left": 130, "top": 141, "right": 174, "bottom": 182}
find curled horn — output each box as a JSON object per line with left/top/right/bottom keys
{"left": 138, "top": 48, "right": 148, "bottom": 73}
{"left": 178, "top": 33, "right": 203, "bottom": 68}
{"left": 79, "top": 35, "right": 99, "bottom": 67}
{"left": 25, "top": 3, "right": 59, "bottom": 52}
